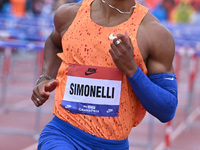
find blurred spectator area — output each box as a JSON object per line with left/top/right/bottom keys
{"left": 0, "top": 0, "right": 82, "bottom": 16}
{"left": 1, "top": 0, "right": 200, "bottom": 22}
{"left": 144, "top": 0, "right": 200, "bottom": 24}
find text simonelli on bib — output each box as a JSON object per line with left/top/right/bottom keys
{"left": 61, "top": 64, "right": 122, "bottom": 117}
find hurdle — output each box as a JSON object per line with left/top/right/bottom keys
{"left": 162, "top": 23, "right": 200, "bottom": 149}
{"left": 0, "top": 13, "right": 53, "bottom": 111}
{"left": 0, "top": 40, "right": 45, "bottom": 139}
{"left": 130, "top": 23, "right": 200, "bottom": 150}
{"left": 0, "top": 14, "right": 53, "bottom": 140}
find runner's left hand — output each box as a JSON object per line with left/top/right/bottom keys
{"left": 109, "top": 31, "right": 138, "bottom": 77}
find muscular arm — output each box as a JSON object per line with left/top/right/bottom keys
{"left": 145, "top": 20, "right": 175, "bottom": 75}
{"left": 42, "top": 29, "right": 62, "bottom": 79}
{"left": 31, "top": 3, "right": 81, "bottom": 106}
{"left": 38, "top": 2, "right": 81, "bottom": 82}
{"left": 128, "top": 14, "right": 177, "bottom": 122}
{"left": 109, "top": 13, "right": 178, "bottom": 122}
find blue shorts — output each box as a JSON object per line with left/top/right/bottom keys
{"left": 38, "top": 116, "right": 129, "bottom": 150}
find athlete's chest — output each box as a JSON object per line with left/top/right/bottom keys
{"left": 90, "top": 11, "right": 132, "bottom": 27}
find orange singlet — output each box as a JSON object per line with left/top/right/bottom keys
{"left": 54, "top": 0, "right": 149, "bottom": 140}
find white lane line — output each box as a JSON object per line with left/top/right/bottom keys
{"left": 155, "top": 107, "right": 200, "bottom": 150}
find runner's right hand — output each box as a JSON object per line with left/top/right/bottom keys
{"left": 31, "top": 79, "right": 58, "bottom": 107}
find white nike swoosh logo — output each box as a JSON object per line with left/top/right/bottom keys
{"left": 164, "top": 77, "right": 174, "bottom": 81}
{"left": 109, "top": 32, "right": 117, "bottom": 40}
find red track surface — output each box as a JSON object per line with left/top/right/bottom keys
{"left": 0, "top": 51, "right": 200, "bottom": 150}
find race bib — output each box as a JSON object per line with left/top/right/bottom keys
{"left": 61, "top": 64, "right": 122, "bottom": 117}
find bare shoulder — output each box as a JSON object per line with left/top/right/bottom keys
{"left": 53, "top": 2, "right": 82, "bottom": 35}
{"left": 139, "top": 12, "right": 175, "bottom": 74}
{"left": 141, "top": 12, "right": 174, "bottom": 51}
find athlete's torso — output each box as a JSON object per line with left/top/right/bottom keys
{"left": 53, "top": 0, "right": 149, "bottom": 140}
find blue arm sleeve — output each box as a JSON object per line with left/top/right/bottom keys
{"left": 127, "top": 67, "right": 178, "bottom": 123}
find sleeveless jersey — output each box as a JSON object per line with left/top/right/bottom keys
{"left": 54, "top": 0, "right": 149, "bottom": 140}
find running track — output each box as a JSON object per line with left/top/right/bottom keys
{"left": 0, "top": 50, "right": 200, "bottom": 150}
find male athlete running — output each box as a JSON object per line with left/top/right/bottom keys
{"left": 31, "top": 0, "right": 178, "bottom": 149}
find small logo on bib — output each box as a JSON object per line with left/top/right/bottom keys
{"left": 85, "top": 68, "right": 97, "bottom": 75}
